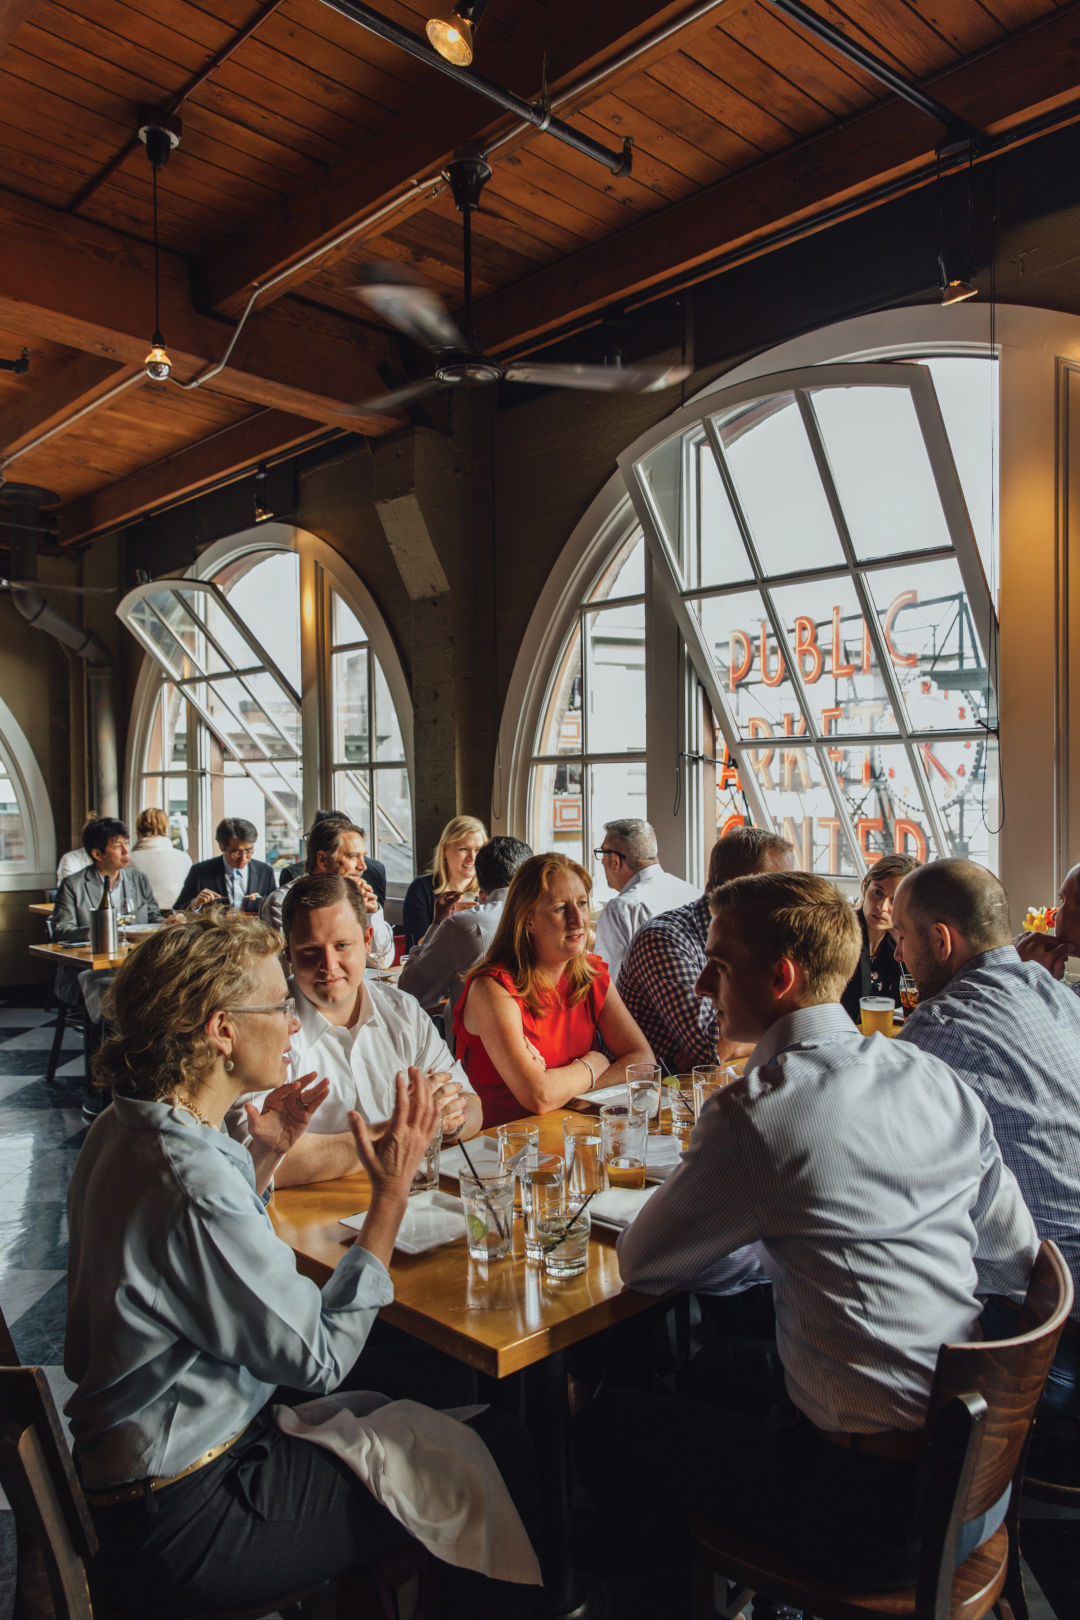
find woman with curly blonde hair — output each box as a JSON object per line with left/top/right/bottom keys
{"left": 453, "top": 852, "right": 653, "bottom": 1126}
{"left": 65, "top": 910, "right": 535, "bottom": 1617}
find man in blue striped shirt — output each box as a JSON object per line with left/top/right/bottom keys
{"left": 894, "top": 858, "right": 1080, "bottom": 1415}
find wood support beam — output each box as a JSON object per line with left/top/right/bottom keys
{"left": 57, "top": 408, "right": 322, "bottom": 545}
{"left": 474, "top": 2, "right": 1080, "bottom": 354}
{"left": 0, "top": 355, "right": 137, "bottom": 458}
{"left": 0, "top": 0, "right": 38, "bottom": 54}
{"left": 204, "top": 0, "right": 729, "bottom": 313}
{"left": 0, "top": 189, "right": 397, "bottom": 432}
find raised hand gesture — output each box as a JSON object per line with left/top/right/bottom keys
{"left": 245, "top": 1072, "right": 330, "bottom": 1157}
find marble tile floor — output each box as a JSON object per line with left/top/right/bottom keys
{"left": 0, "top": 995, "right": 1075, "bottom": 1620}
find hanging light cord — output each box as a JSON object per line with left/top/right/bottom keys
{"left": 152, "top": 161, "right": 162, "bottom": 339}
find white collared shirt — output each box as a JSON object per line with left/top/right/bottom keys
{"left": 593, "top": 864, "right": 700, "bottom": 984}
{"left": 284, "top": 978, "right": 474, "bottom": 1133}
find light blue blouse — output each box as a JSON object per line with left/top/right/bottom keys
{"left": 65, "top": 1095, "right": 392, "bottom": 1490}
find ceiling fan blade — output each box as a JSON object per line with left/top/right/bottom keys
{"left": 353, "top": 263, "right": 468, "bottom": 353}
{"left": 503, "top": 360, "right": 692, "bottom": 394}
{"left": 343, "top": 377, "right": 449, "bottom": 417}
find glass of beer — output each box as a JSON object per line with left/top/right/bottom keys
{"left": 899, "top": 972, "right": 919, "bottom": 1019}
{"left": 497, "top": 1121, "right": 540, "bottom": 1213}
{"left": 627, "top": 1062, "right": 662, "bottom": 1134}
{"left": 599, "top": 1104, "right": 647, "bottom": 1190}
{"left": 860, "top": 995, "right": 896, "bottom": 1037}
{"left": 563, "top": 1114, "right": 606, "bottom": 1197}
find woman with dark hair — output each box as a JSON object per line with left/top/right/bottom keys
{"left": 64, "top": 910, "right": 538, "bottom": 1618}
{"left": 840, "top": 852, "right": 920, "bottom": 1025}
{"left": 453, "top": 851, "right": 653, "bottom": 1126}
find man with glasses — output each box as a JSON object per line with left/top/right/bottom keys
{"left": 236, "top": 872, "right": 482, "bottom": 1187}
{"left": 592, "top": 819, "right": 698, "bottom": 984}
{"left": 174, "top": 817, "right": 277, "bottom": 911}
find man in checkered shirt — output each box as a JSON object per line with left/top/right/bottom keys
{"left": 894, "top": 857, "right": 1080, "bottom": 1415}
{"left": 616, "top": 826, "right": 795, "bottom": 1074}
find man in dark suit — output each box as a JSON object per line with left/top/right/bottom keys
{"left": 174, "top": 817, "right": 277, "bottom": 910}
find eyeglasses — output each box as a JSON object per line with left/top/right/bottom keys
{"left": 226, "top": 997, "right": 296, "bottom": 1019}
{"left": 593, "top": 847, "right": 621, "bottom": 862}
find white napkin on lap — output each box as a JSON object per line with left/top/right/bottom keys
{"left": 590, "top": 1185, "right": 659, "bottom": 1231}
{"left": 439, "top": 1137, "right": 503, "bottom": 1182}
{"left": 340, "top": 1190, "right": 465, "bottom": 1255}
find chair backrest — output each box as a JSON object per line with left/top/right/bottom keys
{"left": 914, "top": 1240, "right": 1073, "bottom": 1618}
{"left": 0, "top": 1365, "right": 99, "bottom": 1620}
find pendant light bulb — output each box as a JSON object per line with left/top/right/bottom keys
{"left": 426, "top": 2, "right": 488, "bottom": 66}
{"left": 144, "top": 333, "right": 172, "bottom": 381}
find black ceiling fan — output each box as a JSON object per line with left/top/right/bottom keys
{"left": 351, "top": 149, "right": 690, "bottom": 415}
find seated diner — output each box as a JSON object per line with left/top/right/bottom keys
{"left": 453, "top": 850, "right": 654, "bottom": 1126}
{"left": 63, "top": 910, "right": 538, "bottom": 1618}
{"left": 839, "top": 851, "right": 918, "bottom": 1025}
{"left": 402, "top": 813, "right": 487, "bottom": 951}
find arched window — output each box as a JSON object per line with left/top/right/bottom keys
{"left": 503, "top": 313, "right": 1008, "bottom": 895}
{"left": 0, "top": 693, "right": 56, "bottom": 885}
{"left": 121, "top": 526, "right": 413, "bottom": 881}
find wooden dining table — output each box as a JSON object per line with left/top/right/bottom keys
{"left": 270, "top": 1107, "right": 665, "bottom": 1618}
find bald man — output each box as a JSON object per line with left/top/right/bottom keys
{"left": 1014, "top": 861, "right": 1080, "bottom": 996}
{"left": 893, "top": 858, "right": 1080, "bottom": 1415}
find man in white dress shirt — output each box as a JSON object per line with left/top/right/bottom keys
{"left": 399, "top": 836, "right": 531, "bottom": 1019}
{"left": 580, "top": 870, "right": 1038, "bottom": 1614}
{"left": 592, "top": 819, "right": 699, "bottom": 984}
{"left": 261, "top": 814, "right": 394, "bottom": 969}
{"left": 243, "top": 873, "right": 482, "bottom": 1187}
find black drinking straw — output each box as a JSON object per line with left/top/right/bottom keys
{"left": 458, "top": 1138, "right": 509, "bottom": 1242}
{"left": 548, "top": 1189, "right": 598, "bottom": 1248}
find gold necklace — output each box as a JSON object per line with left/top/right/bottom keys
{"left": 173, "top": 1091, "right": 216, "bottom": 1130}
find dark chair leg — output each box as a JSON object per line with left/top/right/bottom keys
{"left": 45, "top": 1003, "right": 68, "bottom": 1086}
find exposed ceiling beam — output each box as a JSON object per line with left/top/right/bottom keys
{"left": 0, "top": 190, "right": 398, "bottom": 432}
{"left": 0, "top": 354, "right": 138, "bottom": 458}
{"left": 204, "top": 0, "right": 730, "bottom": 313}
{"left": 58, "top": 409, "right": 323, "bottom": 546}
{"left": 0, "top": 0, "right": 38, "bottom": 54}
{"left": 474, "top": 1, "right": 1080, "bottom": 354}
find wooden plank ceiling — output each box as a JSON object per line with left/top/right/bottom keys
{"left": 0, "top": 0, "right": 1076, "bottom": 546}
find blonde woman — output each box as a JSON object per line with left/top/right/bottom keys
{"left": 65, "top": 910, "right": 535, "bottom": 1618}
{"left": 453, "top": 852, "right": 653, "bottom": 1126}
{"left": 840, "top": 851, "right": 919, "bottom": 1024}
{"left": 402, "top": 814, "right": 487, "bottom": 950}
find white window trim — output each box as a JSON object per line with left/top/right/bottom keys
{"left": 0, "top": 691, "right": 56, "bottom": 886}
{"left": 497, "top": 303, "right": 1080, "bottom": 911}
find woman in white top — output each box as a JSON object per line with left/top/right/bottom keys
{"left": 128, "top": 805, "right": 192, "bottom": 909}
{"left": 66, "top": 910, "right": 537, "bottom": 1618}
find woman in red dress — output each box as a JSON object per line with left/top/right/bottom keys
{"left": 453, "top": 852, "right": 654, "bottom": 1126}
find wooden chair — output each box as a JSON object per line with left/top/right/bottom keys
{"left": 0, "top": 1297, "right": 428, "bottom": 1620}
{"left": 690, "top": 1240, "right": 1073, "bottom": 1620}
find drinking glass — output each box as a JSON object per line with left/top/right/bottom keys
{"left": 626, "top": 1062, "right": 662, "bottom": 1134}
{"left": 520, "top": 1154, "right": 565, "bottom": 1260}
{"left": 860, "top": 995, "right": 896, "bottom": 1037}
{"left": 118, "top": 910, "right": 136, "bottom": 949}
{"left": 409, "top": 1120, "right": 443, "bottom": 1195}
{"left": 539, "top": 1206, "right": 592, "bottom": 1279}
{"left": 899, "top": 972, "right": 919, "bottom": 1019}
{"left": 563, "top": 1114, "right": 606, "bottom": 1197}
{"left": 599, "top": 1103, "right": 647, "bottom": 1190}
{"left": 497, "top": 1121, "right": 540, "bottom": 1214}
{"left": 692, "top": 1066, "right": 732, "bottom": 1122}
{"left": 459, "top": 1168, "right": 514, "bottom": 1262}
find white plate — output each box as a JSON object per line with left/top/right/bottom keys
{"left": 124, "top": 923, "right": 161, "bottom": 935}
{"left": 572, "top": 1082, "right": 629, "bottom": 1108}
{"left": 589, "top": 1185, "right": 659, "bottom": 1233}
{"left": 340, "top": 1190, "right": 466, "bottom": 1256}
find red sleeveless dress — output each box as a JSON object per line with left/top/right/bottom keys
{"left": 452, "top": 956, "right": 611, "bottom": 1127}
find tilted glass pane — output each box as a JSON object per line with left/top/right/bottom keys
{"left": 588, "top": 760, "right": 649, "bottom": 896}
{"left": 592, "top": 529, "right": 645, "bottom": 601}
{"left": 711, "top": 731, "right": 859, "bottom": 878}
{"left": 695, "top": 589, "right": 803, "bottom": 737}
{"left": 637, "top": 431, "right": 685, "bottom": 567}
{"left": 716, "top": 394, "right": 845, "bottom": 573}
{"left": 876, "top": 733, "right": 998, "bottom": 870}
{"left": 585, "top": 603, "right": 646, "bottom": 754}
{"left": 332, "top": 592, "right": 368, "bottom": 648}
{"left": 129, "top": 598, "right": 203, "bottom": 681}
{"left": 374, "top": 768, "right": 414, "bottom": 883}
{"left": 810, "top": 386, "right": 952, "bottom": 560}
{"left": 223, "top": 554, "right": 301, "bottom": 692}
{"left": 536, "top": 626, "right": 582, "bottom": 757}
{"left": 923, "top": 356, "right": 998, "bottom": 587}
{"left": 530, "top": 760, "right": 584, "bottom": 865}
{"left": 374, "top": 661, "right": 406, "bottom": 763}
{"left": 206, "top": 675, "right": 299, "bottom": 761}
{"left": 769, "top": 577, "right": 901, "bottom": 735}
{"left": 696, "top": 437, "right": 753, "bottom": 592}
{"left": 863, "top": 559, "right": 996, "bottom": 732}
{"left": 333, "top": 648, "right": 371, "bottom": 764}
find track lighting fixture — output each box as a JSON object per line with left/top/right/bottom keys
{"left": 937, "top": 253, "right": 977, "bottom": 306}
{"left": 935, "top": 139, "right": 978, "bottom": 308}
{"left": 253, "top": 466, "right": 273, "bottom": 523}
{"left": 138, "top": 111, "right": 181, "bottom": 382}
{"left": 426, "top": 0, "right": 489, "bottom": 66}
